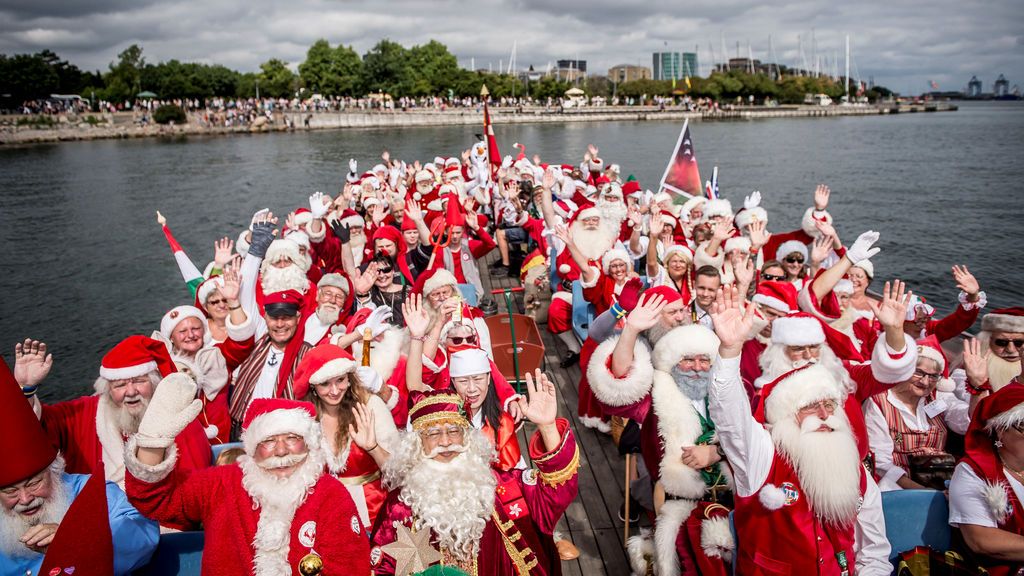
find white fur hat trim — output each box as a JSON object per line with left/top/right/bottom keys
{"left": 775, "top": 240, "right": 808, "bottom": 263}
{"left": 652, "top": 325, "right": 721, "bottom": 372}
{"left": 160, "top": 305, "right": 209, "bottom": 340}
{"left": 309, "top": 358, "right": 357, "bottom": 386}
{"left": 422, "top": 269, "right": 458, "bottom": 297}
{"left": 241, "top": 407, "right": 318, "bottom": 456}
{"left": 764, "top": 364, "right": 843, "bottom": 424}
{"left": 770, "top": 316, "right": 824, "bottom": 346}
{"left": 601, "top": 248, "right": 631, "bottom": 274}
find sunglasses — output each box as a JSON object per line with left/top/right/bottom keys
{"left": 784, "top": 256, "right": 805, "bottom": 264}
{"left": 206, "top": 298, "right": 226, "bottom": 306}
{"left": 377, "top": 267, "right": 393, "bottom": 274}
{"left": 994, "top": 338, "right": 1024, "bottom": 348}
{"left": 448, "top": 335, "right": 478, "bottom": 345}
{"left": 761, "top": 273, "right": 785, "bottom": 282}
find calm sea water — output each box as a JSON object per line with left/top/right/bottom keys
{"left": 2, "top": 101, "right": 1022, "bottom": 401}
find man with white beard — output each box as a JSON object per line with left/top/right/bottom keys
{"left": 588, "top": 323, "right": 734, "bottom": 576}
{"left": 417, "top": 267, "right": 492, "bottom": 357}
{"left": 125, "top": 376, "right": 370, "bottom": 575}
{"left": 975, "top": 307, "right": 1024, "bottom": 390}
{"left": 1, "top": 359, "right": 158, "bottom": 576}
{"left": 14, "top": 336, "right": 212, "bottom": 491}
{"left": 370, "top": 381, "right": 579, "bottom": 575}
{"left": 706, "top": 286, "right": 892, "bottom": 575}
{"left": 302, "top": 273, "right": 352, "bottom": 346}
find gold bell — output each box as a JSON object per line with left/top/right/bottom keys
{"left": 298, "top": 552, "right": 323, "bottom": 575}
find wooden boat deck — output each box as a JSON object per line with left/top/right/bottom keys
{"left": 479, "top": 254, "right": 644, "bottom": 576}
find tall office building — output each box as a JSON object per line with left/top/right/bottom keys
{"left": 653, "top": 52, "right": 699, "bottom": 81}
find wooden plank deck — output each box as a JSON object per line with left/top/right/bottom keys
{"left": 478, "top": 252, "right": 645, "bottom": 576}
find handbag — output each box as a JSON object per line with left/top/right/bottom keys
{"left": 908, "top": 453, "right": 956, "bottom": 490}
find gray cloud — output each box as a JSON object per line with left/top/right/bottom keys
{"left": 0, "top": 0, "right": 1021, "bottom": 93}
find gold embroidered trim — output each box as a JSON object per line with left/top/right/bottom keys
{"left": 531, "top": 427, "right": 570, "bottom": 464}
{"left": 411, "top": 413, "right": 469, "bottom": 432}
{"left": 492, "top": 510, "right": 538, "bottom": 574}
{"left": 538, "top": 444, "right": 580, "bottom": 488}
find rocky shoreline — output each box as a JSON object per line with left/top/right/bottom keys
{"left": 0, "top": 103, "right": 954, "bottom": 146}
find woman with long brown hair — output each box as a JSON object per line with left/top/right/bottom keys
{"left": 293, "top": 343, "right": 397, "bottom": 530}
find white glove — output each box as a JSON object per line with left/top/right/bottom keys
{"left": 195, "top": 348, "right": 229, "bottom": 399}
{"left": 951, "top": 369, "right": 969, "bottom": 402}
{"left": 249, "top": 208, "right": 270, "bottom": 231}
{"left": 847, "top": 230, "right": 881, "bottom": 264}
{"left": 744, "top": 190, "right": 762, "bottom": 210}
{"left": 309, "top": 191, "right": 329, "bottom": 219}
{"left": 356, "top": 366, "right": 383, "bottom": 393}
{"left": 348, "top": 158, "right": 357, "bottom": 174}
{"left": 361, "top": 306, "right": 393, "bottom": 338}
{"left": 501, "top": 155, "right": 512, "bottom": 170}
{"left": 135, "top": 373, "right": 203, "bottom": 449}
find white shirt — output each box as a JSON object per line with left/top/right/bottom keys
{"left": 863, "top": 390, "right": 972, "bottom": 491}
{"left": 709, "top": 355, "right": 892, "bottom": 575}
{"left": 251, "top": 348, "right": 284, "bottom": 400}
{"left": 694, "top": 304, "right": 714, "bottom": 331}
{"left": 949, "top": 461, "right": 1024, "bottom": 528}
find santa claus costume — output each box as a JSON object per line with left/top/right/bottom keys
{"left": 370, "top": 391, "right": 579, "bottom": 575}
{"left": 34, "top": 336, "right": 211, "bottom": 490}
{"left": 126, "top": 395, "right": 370, "bottom": 576}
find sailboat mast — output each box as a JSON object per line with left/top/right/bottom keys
{"left": 845, "top": 35, "right": 850, "bottom": 101}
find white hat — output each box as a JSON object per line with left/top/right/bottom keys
{"left": 770, "top": 314, "right": 825, "bottom": 346}
{"left": 853, "top": 259, "right": 874, "bottom": 279}
{"left": 449, "top": 348, "right": 491, "bottom": 378}
{"left": 601, "top": 248, "right": 631, "bottom": 274}
{"left": 160, "top": 305, "right": 209, "bottom": 340}
{"left": 775, "top": 240, "right": 808, "bottom": 263}
{"left": 701, "top": 198, "right": 733, "bottom": 222}
{"left": 652, "top": 325, "right": 720, "bottom": 372}
{"left": 724, "top": 236, "right": 752, "bottom": 254}
{"left": 763, "top": 364, "right": 843, "bottom": 425}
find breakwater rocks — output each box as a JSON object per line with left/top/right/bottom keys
{"left": 0, "top": 103, "right": 956, "bottom": 145}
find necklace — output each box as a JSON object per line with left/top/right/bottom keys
{"left": 267, "top": 349, "right": 280, "bottom": 367}
{"left": 999, "top": 452, "right": 1024, "bottom": 481}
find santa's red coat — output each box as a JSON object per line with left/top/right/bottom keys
{"left": 127, "top": 462, "right": 370, "bottom": 575}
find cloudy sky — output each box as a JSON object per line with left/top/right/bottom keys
{"left": 1, "top": 0, "right": 1021, "bottom": 95}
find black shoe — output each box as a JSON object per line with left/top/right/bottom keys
{"left": 492, "top": 261, "right": 508, "bottom": 271}
{"left": 560, "top": 351, "right": 580, "bottom": 368}
{"left": 507, "top": 265, "right": 521, "bottom": 278}
{"left": 618, "top": 498, "right": 642, "bottom": 523}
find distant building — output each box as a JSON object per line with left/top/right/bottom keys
{"left": 967, "top": 76, "right": 983, "bottom": 97}
{"left": 608, "top": 64, "right": 651, "bottom": 83}
{"left": 717, "top": 57, "right": 777, "bottom": 78}
{"left": 994, "top": 74, "right": 1009, "bottom": 97}
{"left": 652, "top": 52, "right": 698, "bottom": 81}
{"left": 554, "top": 59, "right": 587, "bottom": 82}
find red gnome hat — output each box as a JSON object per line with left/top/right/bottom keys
{"left": 445, "top": 194, "right": 466, "bottom": 228}
{"left": 0, "top": 358, "right": 58, "bottom": 487}
{"left": 39, "top": 461, "right": 114, "bottom": 576}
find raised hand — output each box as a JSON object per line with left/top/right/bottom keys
{"left": 309, "top": 191, "right": 330, "bottom": 219}
{"left": 709, "top": 285, "right": 756, "bottom": 350}
{"left": 814, "top": 184, "right": 830, "bottom": 210}
{"left": 381, "top": 150, "right": 391, "bottom": 164}
{"left": 625, "top": 293, "right": 666, "bottom": 332}
{"left": 14, "top": 339, "right": 52, "bottom": 388}
{"left": 810, "top": 234, "right": 832, "bottom": 266}
{"left": 352, "top": 264, "right": 378, "bottom": 295}
{"left": 951, "top": 265, "right": 980, "bottom": 297}
{"left": 405, "top": 200, "right": 424, "bottom": 223}
{"left": 402, "top": 294, "right": 431, "bottom": 338}
{"left": 156, "top": 210, "right": 167, "bottom": 227}
{"left": 962, "top": 338, "right": 989, "bottom": 388}
{"left": 136, "top": 373, "right": 203, "bottom": 448}
{"left": 348, "top": 402, "right": 378, "bottom": 451}
{"left": 711, "top": 217, "right": 733, "bottom": 242}
{"left": 847, "top": 230, "right": 880, "bottom": 264}
{"left": 522, "top": 369, "right": 557, "bottom": 427}
{"left": 285, "top": 211, "right": 298, "bottom": 231}
{"left": 649, "top": 214, "right": 665, "bottom": 238}
{"left": 867, "top": 280, "right": 912, "bottom": 329}
{"left": 363, "top": 305, "right": 394, "bottom": 337}
{"left": 553, "top": 223, "right": 572, "bottom": 246}
{"left": 743, "top": 190, "right": 762, "bottom": 210}
{"left": 542, "top": 168, "right": 556, "bottom": 190}
{"left": 587, "top": 144, "right": 599, "bottom": 158}
{"left": 328, "top": 216, "right": 351, "bottom": 244}
{"left": 371, "top": 203, "right": 388, "bottom": 225}
{"left": 220, "top": 268, "right": 241, "bottom": 302}
{"left": 813, "top": 219, "right": 838, "bottom": 244}
{"left": 348, "top": 158, "right": 357, "bottom": 174}
{"left": 732, "top": 253, "right": 755, "bottom": 288}
{"left": 747, "top": 219, "right": 771, "bottom": 250}
{"left": 213, "top": 237, "right": 234, "bottom": 268}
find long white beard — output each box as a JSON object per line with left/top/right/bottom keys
{"left": 351, "top": 238, "right": 367, "bottom": 267}
{"left": 384, "top": 430, "right": 497, "bottom": 562}
{"left": 0, "top": 466, "right": 71, "bottom": 560}
{"left": 771, "top": 413, "right": 861, "bottom": 526}
{"left": 103, "top": 393, "right": 149, "bottom": 435}
{"left": 569, "top": 222, "right": 617, "bottom": 262}
{"left": 670, "top": 367, "right": 711, "bottom": 401}
{"left": 988, "top": 354, "right": 1022, "bottom": 390}
{"left": 315, "top": 304, "right": 341, "bottom": 326}
{"left": 260, "top": 263, "right": 309, "bottom": 295}
{"left": 759, "top": 344, "right": 854, "bottom": 393}
{"left": 598, "top": 199, "right": 628, "bottom": 227}
{"left": 351, "top": 327, "right": 406, "bottom": 382}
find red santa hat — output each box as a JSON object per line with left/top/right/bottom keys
{"left": 982, "top": 307, "right": 1024, "bottom": 333}
{"left": 769, "top": 312, "right": 825, "bottom": 346}
{"left": 752, "top": 281, "right": 799, "bottom": 314}
{"left": 961, "top": 383, "right": 1024, "bottom": 523}
{"left": 408, "top": 390, "right": 469, "bottom": 432}
{"left": 640, "top": 285, "right": 683, "bottom": 306}
{"left": 651, "top": 324, "right": 721, "bottom": 372}
{"left": 371, "top": 226, "right": 413, "bottom": 283}
{"left": 343, "top": 308, "right": 374, "bottom": 336}
{"left": 449, "top": 348, "right": 491, "bottom": 378}
{"left": 701, "top": 198, "right": 733, "bottom": 222}
{"left": 264, "top": 238, "right": 303, "bottom": 265}
{"left": 417, "top": 267, "right": 458, "bottom": 298}
{"left": 905, "top": 295, "right": 936, "bottom": 322}
{"left": 445, "top": 195, "right": 466, "bottom": 228}
{"left": 915, "top": 336, "right": 956, "bottom": 393}
{"left": 293, "top": 344, "right": 357, "bottom": 400}
{"left": 293, "top": 207, "right": 314, "bottom": 227}
{"left": 160, "top": 305, "right": 209, "bottom": 340}
{"left": 755, "top": 364, "right": 844, "bottom": 425}
{"left": 801, "top": 207, "right": 833, "bottom": 238}
{"left": 0, "top": 358, "right": 58, "bottom": 486}
{"left": 569, "top": 201, "right": 601, "bottom": 226}
{"left": 775, "top": 240, "right": 808, "bottom": 263}
{"left": 724, "top": 236, "right": 751, "bottom": 254}
{"left": 622, "top": 180, "right": 642, "bottom": 197}
{"left": 99, "top": 335, "right": 178, "bottom": 381}
{"left": 601, "top": 248, "right": 631, "bottom": 274}
{"left": 240, "top": 398, "right": 320, "bottom": 456}
{"left": 553, "top": 198, "right": 578, "bottom": 220}
{"left": 37, "top": 462, "right": 114, "bottom": 576}
{"left": 340, "top": 209, "right": 365, "bottom": 229}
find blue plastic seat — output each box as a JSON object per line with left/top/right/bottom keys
{"left": 134, "top": 531, "right": 203, "bottom": 575}
{"left": 881, "top": 489, "right": 951, "bottom": 562}
{"left": 210, "top": 442, "right": 243, "bottom": 465}
{"left": 571, "top": 280, "right": 595, "bottom": 342}
{"left": 457, "top": 283, "right": 479, "bottom": 307}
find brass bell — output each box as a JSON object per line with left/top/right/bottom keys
{"left": 298, "top": 552, "right": 324, "bottom": 575}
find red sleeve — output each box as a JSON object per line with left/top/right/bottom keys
{"left": 175, "top": 420, "right": 213, "bottom": 472}
{"left": 216, "top": 337, "right": 255, "bottom": 372}
{"left": 927, "top": 303, "right": 980, "bottom": 343}
{"left": 467, "top": 227, "right": 497, "bottom": 259}
{"left": 522, "top": 418, "right": 580, "bottom": 534}
{"left": 843, "top": 362, "right": 895, "bottom": 403}
{"left": 125, "top": 463, "right": 225, "bottom": 530}
{"left": 39, "top": 397, "right": 92, "bottom": 458}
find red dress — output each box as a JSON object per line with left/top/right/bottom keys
{"left": 479, "top": 412, "right": 523, "bottom": 472}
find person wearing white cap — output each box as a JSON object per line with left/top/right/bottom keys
{"left": 977, "top": 307, "right": 1024, "bottom": 390}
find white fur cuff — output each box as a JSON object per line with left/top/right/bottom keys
{"left": 586, "top": 337, "right": 654, "bottom": 407}
{"left": 700, "top": 516, "right": 735, "bottom": 560}
{"left": 124, "top": 435, "right": 179, "bottom": 484}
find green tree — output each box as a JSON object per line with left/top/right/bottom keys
{"left": 299, "top": 39, "right": 362, "bottom": 96}
{"left": 258, "top": 58, "right": 296, "bottom": 98}
{"left": 405, "top": 40, "right": 459, "bottom": 96}
{"left": 360, "top": 39, "right": 408, "bottom": 95}
{"left": 0, "top": 53, "right": 60, "bottom": 101}
{"left": 104, "top": 44, "right": 145, "bottom": 102}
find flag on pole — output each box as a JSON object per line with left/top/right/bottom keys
{"left": 658, "top": 119, "right": 703, "bottom": 198}
{"left": 704, "top": 166, "right": 719, "bottom": 199}
{"left": 481, "top": 85, "right": 501, "bottom": 172}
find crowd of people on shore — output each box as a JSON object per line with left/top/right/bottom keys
{"left": 3, "top": 140, "right": 1023, "bottom": 575}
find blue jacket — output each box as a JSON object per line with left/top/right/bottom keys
{"left": 2, "top": 473, "right": 158, "bottom": 576}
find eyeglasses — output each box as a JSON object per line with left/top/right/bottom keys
{"left": 257, "top": 433, "right": 305, "bottom": 451}
{"left": 787, "top": 345, "right": 821, "bottom": 355}
{"left": 420, "top": 425, "right": 465, "bottom": 442}
{"left": 1, "top": 470, "right": 47, "bottom": 497}
{"left": 447, "top": 335, "right": 478, "bottom": 345}
{"left": 797, "top": 399, "right": 839, "bottom": 415}
{"left": 784, "top": 256, "right": 805, "bottom": 264}
{"left": 206, "top": 298, "right": 227, "bottom": 306}
{"left": 912, "top": 369, "right": 941, "bottom": 383}
{"left": 994, "top": 338, "right": 1024, "bottom": 348}
{"left": 761, "top": 273, "right": 786, "bottom": 281}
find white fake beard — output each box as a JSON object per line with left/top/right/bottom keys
{"left": 315, "top": 304, "right": 341, "bottom": 326}
{"left": 0, "top": 466, "right": 71, "bottom": 560}
{"left": 759, "top": 344, "right": 854, "bottom": 394}
{"left": 771, "top": 412, "right": 861, "bottom": 526}
{"left": 598, "top": 199, "right": 628, "bottom": 227}
{"left": 569, "top": 222, "right": 617, "bottom": 262}
{"left": 383, "top": 430, "right": 497, "bottom": 562}
{"left": 670, "top": 367, "right": 711, "bottom": 401}
{"left": 988, "top": 354, "right": 1023, "bottom": 389}
{"left": 260, "top": 262, "right": 309, "bottom": 295}
{"left": 351, "top": 237, "right": 367, "bottom": 266}
{"left": 104, "top": 392, "right": 149, "bottom": 435}
{"left": 351, "top": 327, "right": 405, "bottom": 383}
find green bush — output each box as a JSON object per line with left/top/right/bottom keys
{"left": 153, "top": 104, "right": 187, "bottom": 124}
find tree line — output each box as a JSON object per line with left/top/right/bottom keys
{"left": 0, "top": 39, "right": 892, "bottom": 108}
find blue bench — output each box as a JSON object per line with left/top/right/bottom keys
{"left": 882, "top": 489, "right": 951, "bottom": 563}
{"left": 457, "top": 283, "right": 478, "bottom": 307}
{"left": 210, "top": 442, "right": 243, "bottom": 465}
{"left": 571, "top": 280, "right": 595, "bottom": 343}
{"left": 134, "top": 531, "right": 203, "bottom": 575}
